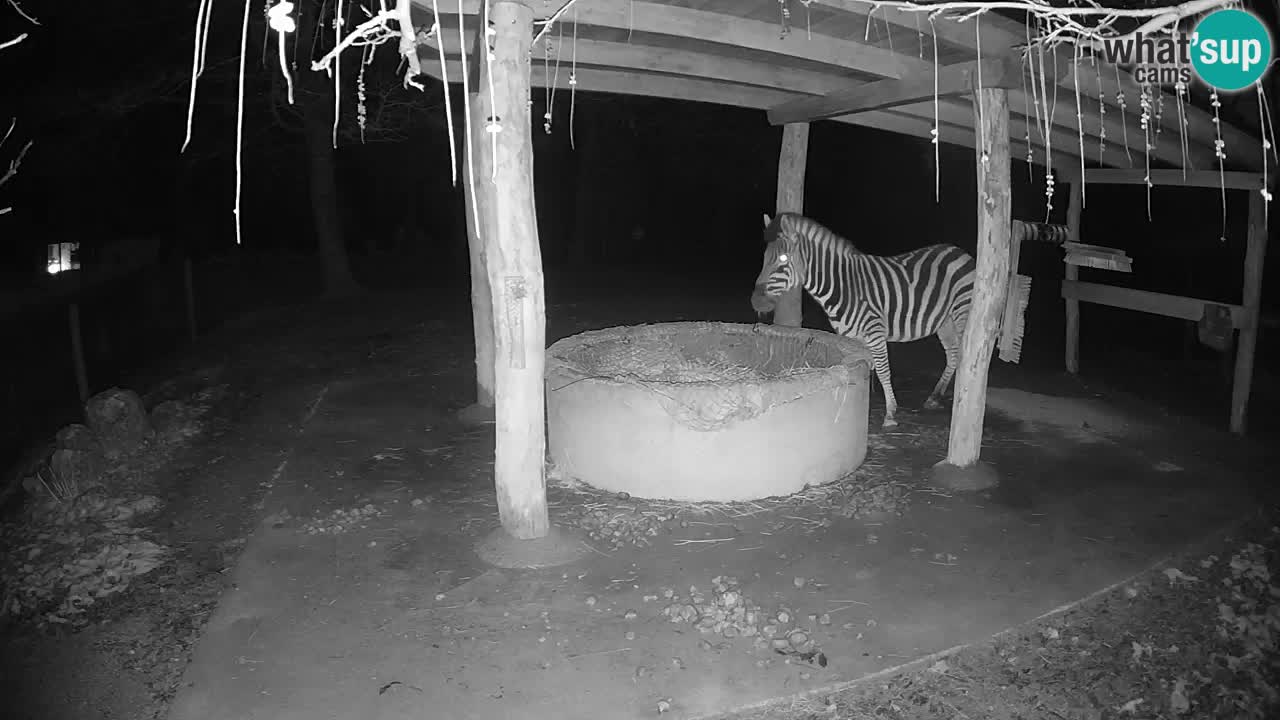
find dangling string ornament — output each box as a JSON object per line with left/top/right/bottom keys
{"left": 1258, "top": 81, "right": 1275, "bottom": 225}
{"left": 1021, "top": 48, "right": 1033, "bottom": 180}
{"left": 1139, "top": 83, "right": 1153, "bottom": 221}
{"left": 1092, "top": 52, "right": 1106, "bottom": 162}
{"left": 569, "top": 11, "right": 579, "bottom": 150}
{"left": 1210, "top": 89, "right": 1227, "bottom": 242}
{"left": 1115, "top": 66, "right": 1132, "bottom": 166}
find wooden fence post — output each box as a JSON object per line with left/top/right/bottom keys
{"left": 933, "top": 87, "right": 1011, "bottom": 491}
{"left": 771, "top": 122, "right": 809, "bottom": 327}
{"left": 1064, "top": 180, "right": 1083, "bottom": 374}
{"left": 1230, "top": 187, "right": 1269, "bottom": 434}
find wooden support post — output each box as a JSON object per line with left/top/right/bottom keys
{"left": 933, "top": 87, "right": 1011, "bottom": 491}
{"left": 474, "top": 0, "right": 549, "bottom": 540}
{"left": 183, "top": 257, "right": 198, "bottom": 343}
{"left": 462, "top": 119, "right": 496, "bottom": 410}
{"left": 1230, "top": 188, "right": 1269, "bottom": 434}
{"left": 68, "top": 303, "right": 89, "bottom": 405}
{"left": 1064, "top": 180, "right": 1083, "bottom": 374}
{"left": 772, "top": 122, "right": 808, "bottom": 328}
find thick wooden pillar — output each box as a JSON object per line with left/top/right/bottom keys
{"left": 934, "top": 88, "right": 1011, "bottom": 489}
{"left": 1064, "top": 180, "right": 1083, "bottom": 374}
{"left": 463, "top": 118, "right": 496, "bottom": 409}
{"left": 1230, "top": 187, "right": 1269, "bottom": 434}
{"left": 772, "top": 122, "right": 808, "bottom": 327}
{"left": 473, "top": 0, "right": 548, "bottom": 540}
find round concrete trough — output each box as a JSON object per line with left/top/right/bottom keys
{"left": 545, "top": 322, "right": 872, "bottom": 502}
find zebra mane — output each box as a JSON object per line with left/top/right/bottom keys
{"left": 780, "top": 213, "right": 863, "bottom": 258}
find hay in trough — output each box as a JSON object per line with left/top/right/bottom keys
{"left": 546, "top": 322, "right": 871, "bottom": 432}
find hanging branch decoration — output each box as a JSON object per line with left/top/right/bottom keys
{"left": 569, "top": 11, "right": 579, "bottom": 150}
{"left": 459, "top": 0, "right": 481, "bottom": 236}
{"left": 268, "top": 1, "right": 297, "bottom": 105}
{"left": 1113, "top": 66, "right": 1132, "bottom": 166}
{"left": 424, "top": 0, "right": 457, "bottom": 183}
{"left": 483, "top": 0, "right": 500, "bottom": 181}
{"left": 1094, "top": 51, "right": 1106, "bottom": 161}
{"left": 1, "top": 0, "right": 36, "bottom": 216}
{"left": 1172, "top": 20, "right": 1189, "bottom": 176}
{"left": 2, "top": 0, "right": 37, "bottom": 50}
{"left": 356, "top": 42, "right": 371, "bottom": 142}
{"left": 1026, "top": 16, "right": 1045, "bottom": 164}
{"left": 1139, "top": 82, "right": 1153, "bottom": 220}
{"left": 182, "top": 0, "right": 215, "bottom": 153}
{"left": 332, "top": 0, "right": 343, "bottom": 148}
{"left": 1034, "top": 24, "right": 1056, "bottom": 218}
{"left": 929, "top": 15, "right": 940, "bottom": 202}
{"left": 1258, "top": 82, "right": 1275, "bottom": 225}
{"left": 1072, "top": 41, "right": 1085, "bottom": 207}
{"left": 543, "top": 33, "right": 553, "bottom": 134}
{"left": 915, "top": 10, "right": 924, "bottom": 59}
{"left": 0, "top": 119, "right": 34, "bottom": 216}
{"left": 234, "top": 0, "right": 252, "bottom": 245}
{"left": 975, "top": 15, "right": 989, "bottom": 181}
{"left": 1210, "top": 88, "right": 1227, "bottom": 241}
{"left": 1021, "top": 49, "right": 1033, "bottom": 179}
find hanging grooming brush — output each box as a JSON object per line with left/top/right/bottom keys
{"left": 999, "top": 274, "right": 1032, "bottom": 363}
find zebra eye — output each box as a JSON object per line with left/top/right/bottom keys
{"left": 778, "top": 253, "right": 789, "bottom": 265}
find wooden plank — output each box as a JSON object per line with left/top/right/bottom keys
{"left": 1084, "top": 168, "right": 1266, "bottom": 190}
{"left": 477, "top": 0, "right": 549, "bottom": 540}
{"left": 944, "top": 86, "right": 1011, "bottom": 471}
{"left": 1061, "top": 279, "right": 1246, "bottom": 326}
{"left": 1064, "top": 180, "right": 1083, "bottom": 374}
{"left": 1230, "top": 187, "right": 1269, "bottom": 434}
{"left": 768, "top": 56, "right": 1022, "bottom": 125}
{"left": 772, "top": 123, "right": 808, "bottom": 328}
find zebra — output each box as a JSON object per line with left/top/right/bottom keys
{"left": 750, "top": 212, "right": 977, "bottom": 429}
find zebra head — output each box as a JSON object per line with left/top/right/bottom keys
{"left": 751, "top": 212, "right": 804, "bottom": 317}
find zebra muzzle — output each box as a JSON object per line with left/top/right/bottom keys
{"left": 750, "top": 284, "right": 777, "bottom": 314}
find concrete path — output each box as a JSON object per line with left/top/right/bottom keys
{"left": 165, "top": 372, "right": 1260, "bottom": 720}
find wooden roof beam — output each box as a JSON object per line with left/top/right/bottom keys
{"left": 768, "top": 56, "right": 1023, "bottom": 125}
{"left": 810, "top": 1, "right": 1022, "bottom": 55}
{"left": 423, "top": 29, "right": 846, "bottom": 96}
{"left": 416, "top": 0, "right": 919, "bottom": 79}
{"left": 1083, "top": 168, "right": 1267, "bottom": 190}
{"left": 419, "top": 57, "right": 1081, "bottom": 180}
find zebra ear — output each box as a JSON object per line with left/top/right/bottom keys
{"left": 763, "top": 213, "right": 772, "bottom": 228}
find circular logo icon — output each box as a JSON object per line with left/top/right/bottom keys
{"left": 1191, "top": 9, "right": 1273, "bottom": 91}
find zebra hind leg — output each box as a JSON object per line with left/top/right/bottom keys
{"left": 866, "top": 338, "right": 900, "bottom": 428}
{"left": 923, "top": 318, "right": 961, "bottom": 410}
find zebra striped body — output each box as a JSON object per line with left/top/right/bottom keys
{"left": 750, "top": 212, "right": 976, "bottom": 428}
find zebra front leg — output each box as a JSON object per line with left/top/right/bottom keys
{"left": 867, "top": 338, "right": 900, "bottom": 428}
{"left": 924, "top": 318, "right": 961, "bottom": 411}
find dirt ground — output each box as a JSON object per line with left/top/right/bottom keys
{"left": 1, "top": 284, "right": 1276, "bottom": 720}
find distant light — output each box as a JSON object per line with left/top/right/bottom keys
{"left": 47, "top": 242, "right": 80, "bottom": 275}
